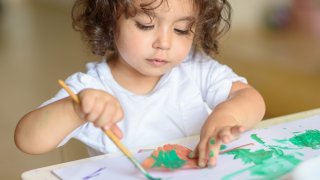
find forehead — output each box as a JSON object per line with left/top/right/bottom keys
{"left": 132, "top": 0, "right": 197, "bottom": 17}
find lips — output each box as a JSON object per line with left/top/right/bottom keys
{"left": 147, "top": 58, "right": 168, "bottom": 66}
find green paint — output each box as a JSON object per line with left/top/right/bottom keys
{"left": 273, "top": 139, "right": 289, "bottom": 144}
{"left": 209, "top": 151, "right": 214, "bottom": 157}
{"left": 151, "top": 149, "right": 186, "bottom": 170}
{"left": 220, "top": 145, "right": 227, "bottom": 150}
{"left": 295, "top": 152, "right": 304, "bottom": 156}
{"left": 268, "top": 144, "right": 299, "bottom": 150}
{"left": 223, "top": 130, "right": 317, "bottom": 179}
{"left": 226, "top": 149, "right": 274, "bottom": 164}
{"left": 222, "top": 154, "right": 301, "bottom": 180}
{"left": 188, "top": 152, "right": 194, "bottom": 158}
{"left": 250, "top": 134, "right": 265, "bottom": 145}
{"left": 210, "top": 139, "right": 215, "bottom": 145}
{"left": 289, "top": 130, "right": 320, "bottom": 149}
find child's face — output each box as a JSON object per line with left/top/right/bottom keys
{"left": 114, "top": 0, "right": 196, "bottom": 77}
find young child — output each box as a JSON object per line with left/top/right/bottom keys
{"left": 14, "top": 0, "right": 265, "bottom": 168}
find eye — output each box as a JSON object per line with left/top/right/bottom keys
{"left": 135, "top": 21, "right": 154, "bottom": 31}
{"left": 174, "top": 28, "right": 190, "bottom": 35}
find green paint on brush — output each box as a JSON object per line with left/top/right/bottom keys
{"left": 145, "top": 173, "right": 162, "bottom": 180}
{"left": 220, "top": 145, "right": 227, "bottom": 150}
{"left": 289, "top": 130, "right": 320, "bottom": 149}
{"left": 250, "top": 134, "right": 265, "bottom": 145}
{"left": 210, "top": 139, "right": 215, "bottom": 145}
{"left": 209, "top": 151, "right": 214, "bottom": 157}
{"left": 151, "top": 149, "right": 186, "bottom": 170}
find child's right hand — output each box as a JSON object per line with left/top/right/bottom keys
{"left": 77, "top": 89, "right": 124, "bottom": 139}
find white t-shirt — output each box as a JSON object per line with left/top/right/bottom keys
{"left": 41, "top": 51, "right": 246, "bottom": 156}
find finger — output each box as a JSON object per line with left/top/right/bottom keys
{"left": 95, "top": 102, "right": 116, "bottom": 128}
{"left": 86, "top": 100, "right": 104, "bottom": 123}
{"left": 235, "top": 126, "right": 245, "bottom": 133}
{"left": 109, "top": 124, "right": 123, "bottom": 139}
{"left": 197, "top": 137, "right": 209, "bottom": 168}
{"left": 80, "top": 91, "right": 95, "bottom": 115}
{"left": 230, "top": 126, "right": 244, "bottom": 138}
{"left": 207, "top": 137, "right": 220, "bottom": 167}
{"left": 218, "top": 127, "right": 233, "bottom": 144}
{"left": 112, "top": 105, "right": 124, "bottom": 124}
{"left": 188, "top": 144, "right": 199, "bottom": 159}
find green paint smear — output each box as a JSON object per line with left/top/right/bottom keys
{"left": 226, "top": 149, "right": 274, "bottom": 164}
{"left": 273, "top": 139, "right": 289, "bottom": 144}
{"left": 223, "top": 155, "right": 301, "bottom": 180}
{"left": 210, "top": 151, "right": 214, "bottom": 157}
{"left": 223, "top": 130, "right": 318, "bottom": 179}
{"left": 220, "top": 145, "right": 227, "bottom": 150}
{"left": 289, "top": 130, "right": 320, "bottom": 149}
{"left": 250, "top": 134, "right": 265, "bottom": 145}
{"left": 151, "top": 149, "right": 186, "bottom": 170}
{"left": 210, "top": 139, "right": 215, "bottom": 145}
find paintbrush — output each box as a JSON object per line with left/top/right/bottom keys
{"left": 58, "top": 80, "right": 160, "bottom": 180}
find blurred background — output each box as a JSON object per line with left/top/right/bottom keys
{"left": 0, "top": 0, "right": 319, "bottom": 179}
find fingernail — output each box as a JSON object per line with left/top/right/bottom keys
{"left": 188, "top": 152, "right": 194, "bottom": 158}
{"left": 199, "top": 161, "right": 206, "bottom": 168}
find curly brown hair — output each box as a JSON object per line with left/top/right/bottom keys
{"left": 71, "top": 0, "right": 231, "bottom": 57}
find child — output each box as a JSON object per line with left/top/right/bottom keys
{"left": 14, "top": 0, "right": 265, "bottom": 168}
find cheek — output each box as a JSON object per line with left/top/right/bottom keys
{"left": 116, "top": 31, "right": 150, "bottom": 57}
{"left": 172, "top": 37, "right": 193, "bottom": 61}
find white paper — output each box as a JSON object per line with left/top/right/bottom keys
{"left": 52, "top": 115, "right": 320, "bottom": 180}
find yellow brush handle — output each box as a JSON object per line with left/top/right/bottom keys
{"left": 104, "top": 129, "right": 133, "bottom": 157}
{"left": 58, "top": 80, "right": 80, "bottom": 104}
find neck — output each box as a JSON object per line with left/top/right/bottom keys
{"left": 107, "top": 56, "right": 161, "bottom": 95}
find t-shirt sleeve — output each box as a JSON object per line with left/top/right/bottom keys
{"left": 188, "top": 53, "right": 247, "bottom": 109}
{"left": 203, "top": 62, "right": 247, "bottom": 109}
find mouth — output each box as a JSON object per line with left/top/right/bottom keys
{"left": 146, "top": 58, "right": 169, "bottom": 66}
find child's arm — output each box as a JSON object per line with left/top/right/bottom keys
{"left": 14, "top": 89, "right": 124, "bottom": 154}
{"left": 190, "top": 81, "right": 265, "bottom": 167}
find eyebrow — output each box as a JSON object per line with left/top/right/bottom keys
{"left": 134, "top": 11, "right": 196, "bottom": 24}
{"left": 174, "top": 16, "right": 196, "bottom": 23}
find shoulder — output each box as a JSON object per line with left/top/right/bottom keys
{"left": 179, "top": 50, "right": 223, "bottom": 72}
{"left": 40, "top": 59, "right": 108, "bottom": 107}
{"left": 64, "top": 60, "right": 108, "bottom": 92}
{"left": 177, "top": 50, "right": 229, "bottom": 80}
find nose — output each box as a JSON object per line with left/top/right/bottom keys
{"left": 152, "top": 29, "right": 171, "bottom": 50}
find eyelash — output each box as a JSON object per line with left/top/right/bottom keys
{"left": 135, "top": 22, "right": 154, "bottom": 30}
{"left": 134, "top": 22, "right": 191, "bottom": 35}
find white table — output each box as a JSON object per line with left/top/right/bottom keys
{"left": 21, "top": 108, "right": 320, "bottom": 180}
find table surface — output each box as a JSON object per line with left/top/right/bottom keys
{"left": 21, "top": 108, "right": 320, "bottom": 180}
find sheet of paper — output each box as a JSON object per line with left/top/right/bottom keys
{"left": 52, "top": 115, "right": 320, "bottom": 180}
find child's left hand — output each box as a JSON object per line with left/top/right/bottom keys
{"left": 188, "top": 115, "right": 245, "bottom": 168}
